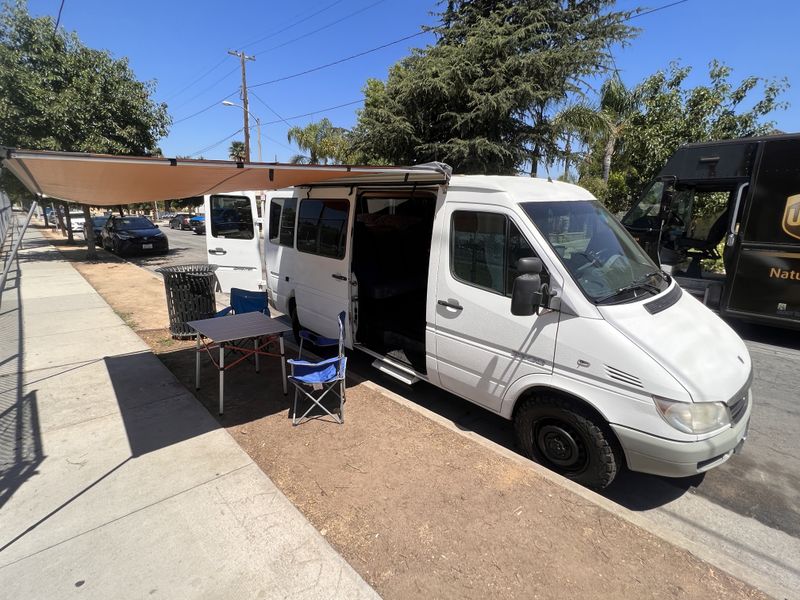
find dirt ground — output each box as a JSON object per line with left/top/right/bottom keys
{"left": 44, "top": 229, "right": 767, "bottom": 600}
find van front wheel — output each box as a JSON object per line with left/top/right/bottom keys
{"left": 514, "top": 395, "right": 620, "bottom": 489}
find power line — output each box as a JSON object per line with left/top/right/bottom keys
{"left": 252, "top": 0, "right": 390, "bottom": 56}
{"left": 627, "top": 0, "right": 691, "bottom": 20}
{"left": 249, "top": 30, "right": 427, "bottom": 90}
{"left": 262, "top": 99, "right": 364, "bottom": 125}
{"left": 249, "top": 91, "right": 293, "bottom": 129}
{"left": 189, "top": 127, "right": 243, "bottom": 158}
{"left": 170, "top": 65, "right": 240, "bottom": 112}
{"left": 163, "top": 57, "right": 228, "bottom": 103}
{"left": 238, "top": 0, "right": 347, "bottom": 51}
{"left": 173, "top": 88, "right": 239, "bottom": 125}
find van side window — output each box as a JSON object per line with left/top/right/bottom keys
{"left": 210, "top": 195, "right": 254, "bottom": 240}
{"left": 451, "top": 211, "right": 538, "bottom": 296}
{"left": 268, "top": 197, "right": 297, "bottom": 247}
{"left": 297, "top": 199, "right": 350, "bottom": 259}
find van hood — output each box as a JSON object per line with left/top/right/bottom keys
{"left": 597, "top": 284, "right": 752, "bottom": 404}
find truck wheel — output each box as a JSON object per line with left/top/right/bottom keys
{"left": 514, "top": 395, "right": 620, "bottom": 489}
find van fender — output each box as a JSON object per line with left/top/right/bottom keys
{"left": 499, "top": 371, "right": 684, "bottom": 442}
{"left": 499, "top": 374, "right": 612, "bottom": 422}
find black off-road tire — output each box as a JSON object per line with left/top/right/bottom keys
{"left": 514, "top": 394, "right": 621, "bottom": 489}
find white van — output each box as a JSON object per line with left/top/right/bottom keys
{"left": 209, "top": 170, "right": 752, "bottom": 489}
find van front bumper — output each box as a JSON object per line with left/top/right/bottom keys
{"left": 610, "top": 397, "right": 752, "bottom": 478}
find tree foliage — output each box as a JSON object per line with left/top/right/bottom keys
{"left": 578, "top": 61, "right": 789, "bottom": 211}
{"left": 228, "top": 140, "right": 246, "bottom": 162}
{"left": 351, "top": 0, "right": 637, "bottom": 174}
{"left": 0, "top": 1, "right": 170, "bottom": 198}
{"left": 286, "top": 118, "right": 353, "bottom": 164}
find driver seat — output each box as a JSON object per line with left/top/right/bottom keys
{"left": 675, "top": 208, "right": 729, "bottom": 277}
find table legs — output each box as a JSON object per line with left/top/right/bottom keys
{"left": 195, "top": 333, "right": 201, "bottom": 390}
{"left": 279, "top": 335, "right": 288, "bottom": 395}
{"left": 219, "top": 342, "right": 225, "bottom": 415}
{"left": 255, "top": 338, "right": 260, "bottom": 373}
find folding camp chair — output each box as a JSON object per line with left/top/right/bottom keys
{"left": 287, "top": 311, "right": 346, "bottom": 425}
{"left": 214, "top": 288, "right": 275, "bottom": 370}
{"left": 216, "top": 287, "right": 270, "bottom": 318}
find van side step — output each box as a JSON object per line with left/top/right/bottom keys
{"left": 371, "top": 358, "right": 420, "bottom": 385}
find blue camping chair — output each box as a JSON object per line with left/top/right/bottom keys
{"left": 214, "top": 288, "right": 275, "bottom": 369}
{"left": 287, "top": 311, "right": 346, "bottom": 425}
{"left": 215, "top": 288, "right": 270, "bottom": 318}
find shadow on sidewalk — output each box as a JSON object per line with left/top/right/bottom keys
{"left": 0, "top": 245, "right": 45, "bottom": 511}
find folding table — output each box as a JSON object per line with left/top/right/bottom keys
{"left": 188, "top": 312, "right": 292, "bottom": 414}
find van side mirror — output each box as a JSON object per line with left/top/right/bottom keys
{"left": 511, "top": 257, "right": 550, "bottom": 316}
{"left": 658, "top": 177, "right": 676, "bottom": 220}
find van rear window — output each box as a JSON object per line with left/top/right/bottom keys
{"left": 297, "top": 199, "right": 349, "bottom": 259}
{"left": 268, "top": 197, "right": 297, "bottom": 247}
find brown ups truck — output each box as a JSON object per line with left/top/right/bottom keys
{"left": 622, "top": 134, "right": 800, "bottom": 330}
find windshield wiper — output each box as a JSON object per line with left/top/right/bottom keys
{"left": 595, "top": 271, "right": 664, "bottom": 304}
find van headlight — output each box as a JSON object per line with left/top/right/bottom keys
{"left": 653, "top": 396, "right": 730, "bottom": 434}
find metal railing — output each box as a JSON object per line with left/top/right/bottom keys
{"left": 0, "top": 192, "right": 38, "bottom": 305}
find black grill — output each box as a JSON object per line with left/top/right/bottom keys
{"left": 728, "top": 392, "right": 749, "bottom": 425}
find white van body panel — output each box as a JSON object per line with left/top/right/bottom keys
{"left": 431, "top": 195, "right": 559, "bottom": 413}
{"left": 291, "top": 187, "right": 354, "bottom": 342}
{"left": 204, "top": 191, "right": 261, "bottom": 293}
{"left": 598, "top": 287, "right": 752, "bottom": 404}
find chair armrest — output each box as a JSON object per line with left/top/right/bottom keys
{"left": 214, "top": 306, "right": 233, "bottom": 318}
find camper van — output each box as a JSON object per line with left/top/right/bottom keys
{"left": 206, "top": 170, "right": 752, "bottom": 489}
{"left": 622, "top": 134, "right": 800, "bottom": 330}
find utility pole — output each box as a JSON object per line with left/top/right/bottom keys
{"left": 228, "top": 50, "right": 256, "bottom": 162}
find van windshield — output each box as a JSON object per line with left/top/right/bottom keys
{"left": 521, "top": 200, "right": 670, "bottom": 304}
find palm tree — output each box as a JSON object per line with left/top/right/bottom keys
{"left": 556, "top": 77, "right": 640, "bottom": 182}
{"left": 287, "top": 118, "right": 351, "bottom": 164}
{"left": 228, "top": 140, "right": 246, "bottom": 162}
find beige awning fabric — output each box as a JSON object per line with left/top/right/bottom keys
{"left": 1, "top": 148, "right": 450, "bottom": 206}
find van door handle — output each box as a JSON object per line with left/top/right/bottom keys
{"left": 208, "top": 248, "right": 227, "bottom": 255}
{"left": 332, "top": 274, "right": 348, "bottom": 281}
{"left": 437, "top": 300, "right": 463, "bottom": 310}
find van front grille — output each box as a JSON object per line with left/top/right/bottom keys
{"left": 728, "top": 392, "right": 749, "bottom": 425}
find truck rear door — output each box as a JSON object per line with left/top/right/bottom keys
{"left": 205, "top": 192, "right": 263, "bottom": 293}
{"left": 725, "top": 138, "right": 800, "bottom": 324}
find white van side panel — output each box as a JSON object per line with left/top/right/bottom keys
{"left": 431, "top": 196, "right": 559, "bottom": 414}
{"left": 288, "top": 187, "right": 354, "bottom": 342}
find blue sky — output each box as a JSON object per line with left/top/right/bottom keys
{"left": 26, "top": 0, "right": 800, "bottom": 164}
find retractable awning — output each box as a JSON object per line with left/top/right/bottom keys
{"left": 1, "top": 148, "right": 451, "bottom": 206}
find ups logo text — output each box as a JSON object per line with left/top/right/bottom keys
{"left": 784, "top": 195, "right": 800, "bottom": 241}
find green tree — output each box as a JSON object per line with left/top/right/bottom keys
{"left": 583, "top": 61, "right": 789, "bottom": 208}
{"left": 0, "top": 0, "right": 170, "bottom": 257}
{"left": 286, "top": 118, "right": 352, "bottom": 164}
{"left": 351, "top": 0, "right": 637, "bottom": 174}
{"left": 0, "top": 1, "right": 169, "bottom": 159}
{"left": 228, "top": 140, "right": 246, "bottom": 162}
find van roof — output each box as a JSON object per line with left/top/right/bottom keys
{"left": 450, "top": 175, "right": 596, "bottom": 202}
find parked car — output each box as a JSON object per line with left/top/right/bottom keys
{"left": 101, "top": 215, "right": 168, "bottom": 256}
{"left": 190, "top": 214, "right": 206, "bottom": 235}
{"left": 83, "top": 215, "right": 110, "bottom": 241}
{"left": 66, "top": 211, "right": 86, "bottom": 232}
{"left": 169, "top": 213, "right": 193, "bottom": 230}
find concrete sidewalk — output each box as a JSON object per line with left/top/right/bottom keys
{"left": 0, "top": 228, "right": 378, "bottom": 599}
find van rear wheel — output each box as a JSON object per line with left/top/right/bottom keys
{"left": 514, "top": 395, "right": 620, "bottom": 489}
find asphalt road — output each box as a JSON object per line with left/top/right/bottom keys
{"left": 120, "top": 225, "right": 799, "bottom": 596}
